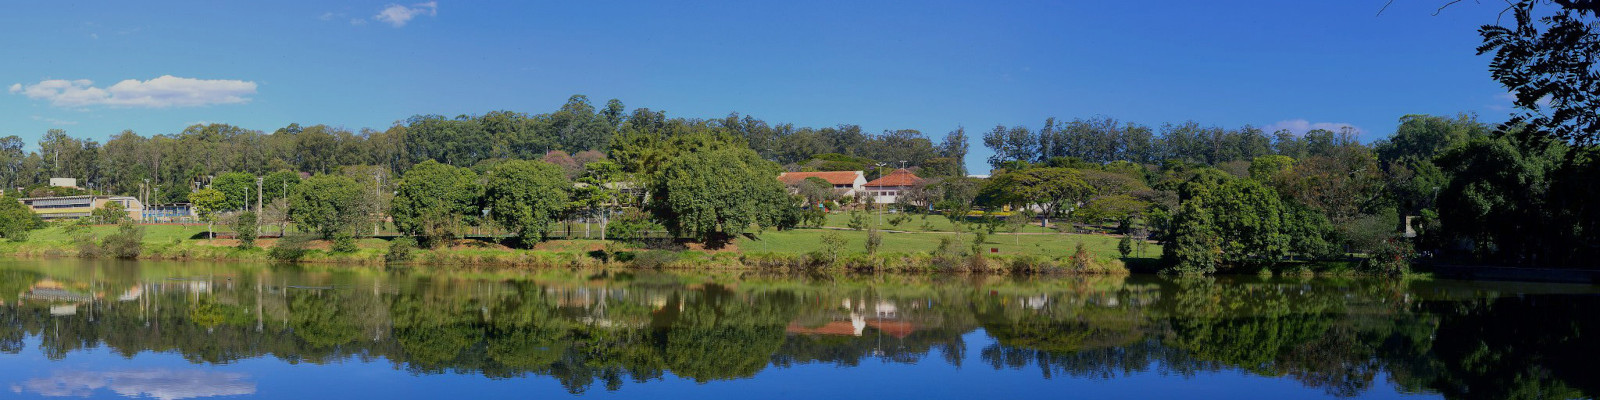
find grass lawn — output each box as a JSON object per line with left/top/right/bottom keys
{"left": 815, "top": 212, "right": 1061, "bottom": 234}
{"left": 741, "top": 227, "right": 1162, "bottom": 261}
{"left": 22, "top": 224, "right": 211, "bottom": 243}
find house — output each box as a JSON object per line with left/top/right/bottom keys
{"left": 863, "top": 168, "right": 923, "bottom": 204}
{"left": 777, "top": 171, "right": 867, "bottom": 197}
{"left": 17, "top": 195, "right": 143, "bottom": 220}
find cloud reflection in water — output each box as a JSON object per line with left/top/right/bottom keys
{"left": 10, "top": 369, "right": 256, "bottom": 400}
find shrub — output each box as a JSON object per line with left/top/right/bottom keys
{"left": 386, "top": 236, "right": 417, "bottom": 263}
{"left": 846, "top": 211, "right": 867, "bottom": 231}
{"left": 1118, "top": 235, "right": 1134, "bottom": 258}
{"left": 864, "top": 226, "right": 882, "bottom": 255}
{"left": 605, "top": 208, "right": 665, "bottom": 242}
{"left": 232, "top": 211, "right": 259, "bottom": 249}
{"left": 819, "top": 231, "right": 846, "bottom": 263}
{"left": 932, "top": 236, "right": 963, "bottom": 271}
{"left": 100, "top": 220, "right": 145, "bottom": 259}
{"left": 269, "top": 235, "right": 313, "bottom": 262}
{"left": 887, "top": 212, "right": 910, "bottom": 227}
{"left": 1363, "top": 236, "right": 1414, "bottom": 276}
{"left": 969, "top": 231, "right": 989, "bottom": 256}
{"left": 1069, "top": 243, "right": 1094, "bottom": 271}
{"left": 330, "top": 232, "right": 359, "bottom": 253}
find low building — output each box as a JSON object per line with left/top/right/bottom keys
{"left": 18, "top": 195, "right": 143, "bottom": 220}
{"left": 777, "top": 171, "right": 867, "bottom": 197}
{"left": 48, "top": 178, "right": 79, "bottom": 189}
{"left": 863, "top": 168, "right": 923, "bottom": 204}
{"left": 143, "top": 203, "right": 197, "bottom": 223}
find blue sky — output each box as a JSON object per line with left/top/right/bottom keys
{"left": 1, "top": 1, "right": 1519, "bottom": 173}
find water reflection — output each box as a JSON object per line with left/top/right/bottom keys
{"left": 11, "top": 369, "right": 255, "bottom": 400}
{"left": 1, "top": 261, "right": 1597, "bottom": 399}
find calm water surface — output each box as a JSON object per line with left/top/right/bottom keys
{"left": 1, "top": 259, "right": 1597, "bottom": 399}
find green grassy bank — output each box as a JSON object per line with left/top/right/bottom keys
{"left": 0, "top": 223, "right": 1158, "bottom": 274}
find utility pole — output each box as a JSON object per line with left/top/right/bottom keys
{"left": 256, "top": 177, "right": 264, "bottom": 215}
{"left": 373, "top": 170, "right": 382, "bottom": 236}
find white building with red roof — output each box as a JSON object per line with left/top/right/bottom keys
{"left": 863, "top": 168, "right": 922, "bottom": 204}
{"left": 777, "top": 171, "right": 867, "bottom": 197}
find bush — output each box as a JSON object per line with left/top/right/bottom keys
{"left": 819, "top": 231, "right": 846, "bottom": 263}
{"left": 100, "top": 220, "right": 145, "bottom": 259}
{"left": 1363, "top": 236, "right": 1414, "bottom": 276}
{"left": 269, "top": 235, "right": 313, "bottom": 262}
{"left": 969, "top": 231, "right": 989, "bottom": 256}
{"left": 932, "top": 236, "right": 964, "bottom": 271}
{"left": 1069, "top": 243, "right": 1094, "bottom": 271}
{"left": 232, "top": 211, "right": 259, "bottom": 249}
{"left": 864, "top": 226, "right": 882, "bottom": 255}
{"left": 605, "top": 208, "right": 665, "bottom": 241}
{"left": 887, "top": 211, "right": 910, "bottom": 227}
{"left": 330, "top": 232, "right": 359, "bottom": 253}
{"left": 386, "top": 236, "right": 417, "bottom": 263}
{"left": 846, "top": 210, "right": 867, "bottom": 230}
{"left": 1118, "top": 235, "right": 1134, "bottom": 258}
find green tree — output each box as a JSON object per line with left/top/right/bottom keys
{"left": 232, "top": 211, "right": 259, "bottom": 249}
{"left": 483, "top": 160, "right": 570, "bottom": 245}
{"left": 261, "top": 170, "right": 301, "bottom": 205}
{"left": 1479, "top": 2, "right": 1600, "bottom": 146}
{"left": 987, "top": 167, "right": 1090, "bottom": 227}
{"left": 289, "top": 174, "right": 369, "bottom": 239}
{"left": 572, "top": 160, "right": 624, "bottom": 240}
{"left": 188, "top": 188, "right": 227, "bottom": 239}
{"left": 91, "top": 201, "right": 128, "bottom": 224}
{"left": 1249, "top": 155, "right": 1295, "bottom": 182}
{"left": 651, "top": 147, "right": 789, "bottom": 246}
{"left": 391, "top": 160, "right": 481, "bottom": 247}
{"left": 1209, "top": 179, "right": 1289, "bottom": 267}
{"left": 0, "top": 195, "right": 40, "bottom": 241}
{"left": 210, "top": 172, "right": 258, "bottom": 211}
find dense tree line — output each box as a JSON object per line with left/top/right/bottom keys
{"left": 0, "top": 95, "right": 970, "bottom": 205}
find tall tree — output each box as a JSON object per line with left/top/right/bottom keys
{"left": 391, "top": 160, "right": 481, "bottom": 246}
{"left": 289, "top": 175, "right": 370, "bottom": 240}
{"left": 483, "top": 160, "right": 570, "bottom": 245}
{"left": 651, "top": 147, "right": 790, "bottom": 246}
{"left": 188, "top": 188, "right": 227, "bottom": 239}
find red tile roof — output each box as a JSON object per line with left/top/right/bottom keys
{"left": 778, "top": 171, "right": 862, "bottom": 186}
{"left": 867, "top": 320, "right": 916, "bottom": 339}
{"left": 786, "top": 321, "right": 862, "bottom": 336}
{"left": 864, "top": 169, "right": 921, "bottom": 188}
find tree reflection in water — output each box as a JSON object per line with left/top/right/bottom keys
{"left": 0, "top": 262, "right": 1596, "bottom": 399}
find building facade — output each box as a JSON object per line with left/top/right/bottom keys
{"left": 777, "top": 171, "right": 867, "bottom": 197}
{"left": 18, "top": 196, "right": 144, "bottom": 220}
{"left": 863, "top": 169, "right": 923, "bottom": 204}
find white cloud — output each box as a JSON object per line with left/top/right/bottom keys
{"left": 30, "top": 115, "right": 78, "bottom": 126}
{"left": 374, "top": 1, "right": 437, "bottom": 27}
{"left": 11, "top": 369, "right": 255, "bottom": 400}
{"left": 350, "top": 18, "right": 368, "bottom": 26}
{"left": 1263, "top": 119, "right": 1365, "bottom": 136}
{"left": 319, "top": 12, "right": 337, "bottom": 21}
{"left": 9, "top": 75, "right": 257, "bottom": 108}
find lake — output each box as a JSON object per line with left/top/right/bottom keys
{"left": 1, "top": 259, "right": 1596, "bottom": 399}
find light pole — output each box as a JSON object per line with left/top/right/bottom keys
{"left": 256, "top": 177, "right": 264, "bottom": 215}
